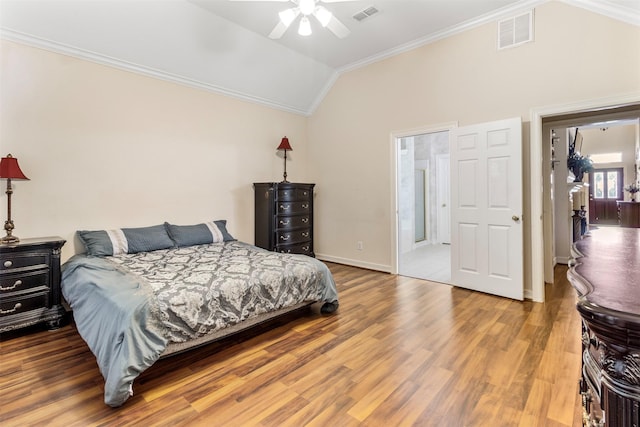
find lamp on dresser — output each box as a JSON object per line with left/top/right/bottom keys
{"left": 0, "top": 154, "right": 29, "bottom": 244}
{"left": 277, "top": 137, "right": 292, "bottom": 183}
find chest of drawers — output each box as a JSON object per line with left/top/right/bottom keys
{"left": 0, "top": 237, "right": 66, "bottom": 332}
{"left": 254, "top": 182, "right": 314, "bottom": 256}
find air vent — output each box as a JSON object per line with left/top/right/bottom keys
{"left": 498, "top": 10, "right": 533, "bottom": 50}
{"left": 353, "top": 6, "right": 379, "bottom": 22}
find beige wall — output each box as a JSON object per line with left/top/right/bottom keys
{"left": 1, "top": 2, "right": 639, "bottom": 292}
{"left": 0, "top": 41, "right": 308, "bottom": 261}
{"left": 308, "top": 1, "right": 640, "bottom": 291}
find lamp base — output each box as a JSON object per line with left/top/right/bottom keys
{"left": 1, "top": 235, "right": 20, "bottom": 244}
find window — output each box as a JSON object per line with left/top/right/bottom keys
{"left": 589, "top": 152, "right": 622, "bottom": 164}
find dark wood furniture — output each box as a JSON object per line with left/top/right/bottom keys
{"left": 617, "top": 201, "right": 640, "bottom": 228}
{"left": 254, "top": 182, "right": 314, "bottom": 256}
{"left": 568, "top": 227, "right": 640, "bottom": 427}
{"left": 0, "top": 237, "right": 66, "bottom": 332}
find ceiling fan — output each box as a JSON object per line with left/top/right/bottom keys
{"left": 231, "top": 0, "right": 353, "bottom": 39}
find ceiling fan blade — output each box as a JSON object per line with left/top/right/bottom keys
{"left": 269, "top": 21, "right": 289, "bottom": 39}
{"left": 326, "top": 15, "right": 350, "bottom": 38}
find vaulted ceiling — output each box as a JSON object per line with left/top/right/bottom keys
{"left": 1, "top": 0, "right": 638, "bottom": 116}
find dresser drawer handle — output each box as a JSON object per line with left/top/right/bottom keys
{"left": 302, "top": 246, "right": 310, "bottom": 252}
{"left": 0, "top": 280, "right": 23, "bottom": 291}
{"left": 302, "top": 191, "right": 308, "bottom": 196}
{"left": 280, "top": 205, "right": 290, "bottom": 210}
{"left": 280, "top": 235, "right": 291, "bottom": 241}
{"left": 279, "top": 220, "right": 290, "bottom": 226}
{"left": 3, "top": 260, "right": 12, "bottom": 268}
{"left": 280, "top": 249, "right": 291, "bottom": 254}
{"left": 302, "top": 232, "right": 310, "bottom": 238}
{"left": 302, "top": 218, "right": 309, "bottom": 224}
{"left": 302, "top": 204, "right": 309, "bottom": 209}
{"left": 1, "top": 302, "right": 22, "bottom": 315}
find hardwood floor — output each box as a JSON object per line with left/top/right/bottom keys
{"left": 1, "top": 263, "right": 582, "bottom": 426}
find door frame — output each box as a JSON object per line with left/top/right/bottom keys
{"left": 390, "top": 122, "right": 457, "bottom": 275}
{"left": 530, "top": 91, "right": 640, "bottom": 302}
{"left": 436, "top": 153, "right": 451, "bottom": 244}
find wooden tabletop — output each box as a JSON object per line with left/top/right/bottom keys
{"left": 571, "top": 226, "right": 640, "bottom": 316}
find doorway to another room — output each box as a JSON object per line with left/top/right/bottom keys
{"left": 396, "top": 131, "right": 451, "bottom": 284}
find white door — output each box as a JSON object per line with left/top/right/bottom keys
{"left": 450, "top": 117, "right": 523, "bottom": 300}
{"left": 436, "top": 154, "right": 450, "bottom": 244}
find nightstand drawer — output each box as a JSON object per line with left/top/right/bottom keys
{"left": 0, "top": 271, "right": 49, "bottom": 295}
{"left": 0, "top": 291, "right": 49, "bottom": 318}
{"left": 0, "top": 252, "right": 50, "bottom": 272}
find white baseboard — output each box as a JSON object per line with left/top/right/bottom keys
{"left": 315, "top": 253, "right": 391, "bottom": 273}
{"left": 524, "top": 288, "right": 533, "bottom": 300}
{"left": 555, "top": 256, "right": 571, "bottom": 265}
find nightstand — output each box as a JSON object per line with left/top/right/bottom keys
{"left": 0, "top": 237, "right": 66, "bottom": 332}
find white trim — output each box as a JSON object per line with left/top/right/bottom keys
{"left": 4, "top": 0, "right": 637, "bottom": 117}
{"left": 308, "top": 71, "right": 340, "bottom": 116}
{"left": 555, "top": 256, "right": 572, "bottom": 265}
{"left": 390, "top": 122, "right": 457, "bottom": 276}
{"left": 337, "top": 0, "right": 545, "bottom": 75}
{"left": 529, "top": 91, "right": 640, "bottom": 303}
{"left": 0, "top": 28, "right": 310, "bottom": 117}
{"left": 315, "top": 253, "right": 391, "bottom": 273}
{"left": 559, "top": 0, "right": 640, "bottom": 27}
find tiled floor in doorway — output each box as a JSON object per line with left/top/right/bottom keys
{"left": 400, "top": 243, "right": 451, "bottom": 284}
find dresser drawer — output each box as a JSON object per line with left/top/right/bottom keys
{"left": 277, "top": 188, "right": 312, "bottom": 202}
{"left": 0, "top": 290, "right": 49, "bottom": 318}
{"left": 276, "top": 242, "right": 313, "bottom": 256}
{"left": 0, "top": 251, "right": 50, "bottom": 272}
{"left": 276, "top": 215, "right": 311, "bottom": 230}
{"left": 0, "top": 271, "right": 49, "bottom": 295}
{"left": 276, "top": 229, "right": 311, "bottom": 245}
{"left": 277, "top": 201, "right": 311, "bottom": 215}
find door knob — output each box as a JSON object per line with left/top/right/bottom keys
{"left": 512, "top": 215, "right": 520, "bottom": 222}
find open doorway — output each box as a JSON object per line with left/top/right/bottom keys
{"left": 396, "top": 131, "right": 451, "bottom": 283}
{"left": 542, "top": 109, "right": 640, "bottom": 284}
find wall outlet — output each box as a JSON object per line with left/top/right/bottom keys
{"left": 356, "top": 241, "right": 363, "bottom": 251}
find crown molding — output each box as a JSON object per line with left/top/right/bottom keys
{"left": 559, "top": 0, "right": 640, "bottom": 27}
{"left": 0, "top": 28, "right": 310, "bottom": 117}
{"left": 336, "top": 0, "right": 546, "bottom": 75}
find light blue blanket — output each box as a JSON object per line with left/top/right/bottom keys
{"left": 62, "top": 241, "right": 338, "bottom": 406}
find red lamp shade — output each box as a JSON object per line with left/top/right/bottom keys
{"left": 0, "top": 154, "right": 29, "bottom": 180}
{"left": 277, "top": 137, "right": 292, "bottom": 151}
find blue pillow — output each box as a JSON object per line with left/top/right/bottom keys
{"left": 78, "top": 224, "right": 175, "bottom": 256}
{"left": 164, "top": 220, "right": 236, "bottom": 247}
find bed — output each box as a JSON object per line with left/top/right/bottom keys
{"left": 61, "top": 220, "right": 338, "bottom": 407}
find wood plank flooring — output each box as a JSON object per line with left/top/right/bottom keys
{"left": 0, "top": 263, "right": 582, "bottom": 426}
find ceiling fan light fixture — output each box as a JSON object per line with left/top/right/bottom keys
{"left": 279, "top": 8, "right": 298, "bottom": 26}
{"left": 314, "top": 6, "right": 332, "bottom": 27}
{"left": 298, "top": 16, "right": 312, "bottom": 36}
{"left": 298, "top": 0, "right": 316, "bottom": 16}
